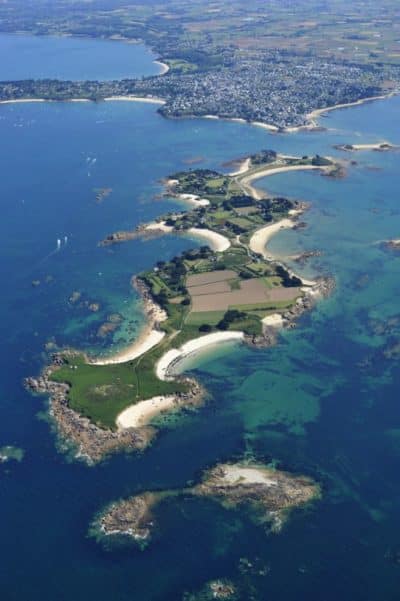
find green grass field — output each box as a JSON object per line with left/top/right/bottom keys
{"left": 50, "top": 354, "right": 190, "bottom": 429}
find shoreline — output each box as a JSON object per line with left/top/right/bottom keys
{"left": 153, "top": 60, "right": 169, "bottom": 75}
{"left": 145, "top": 221, "right": 231, "bottom": 252}
{"left": 1, "top": 91, "right": 395, "bottom": 137}
{"left": 156, "top": 331, "right": 245, "bottom": 381}
{"left": 90, "top": 277, "right": 167, "bottom": 366}
{"left": 187, "top": 227, "right": 231, "bottom": 252}
{"left": 249, "top": 218, "right": 295, "bottom": 260}
{"left": 0, "top": 95, "right": 166, "bottom": 106}
{"left": 238, "top": 163, "right": 330, "bottom": 200}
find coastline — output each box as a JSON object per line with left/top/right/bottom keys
{"left": 0, "top": 95, "right": 166, "bottom": 106}
{"left": 187, "top": 227, "right": 231, "bottom": 252}
{"left": 144, "top": 221, "right": 231, "bottom": 252}
{"left": 156, "top": 331, "right": 245, "bottom": 381}
{"left": 238, "top": 163, "right": 330, "bottom": 200}
{"left": 249, "top": 218, "right": 295, "bottom": 260}
{"left": 154, "top": 60, "right": 169, "bottom": 75}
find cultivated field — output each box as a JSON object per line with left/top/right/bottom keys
{"left": 189, "top": 274, "right": 300, "bottom": 313}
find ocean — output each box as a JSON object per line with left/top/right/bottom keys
{"left": 0, "top": 34, "right": 399, "bottom": 600}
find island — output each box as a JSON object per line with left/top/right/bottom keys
{"left": 26, "top": 151, "right": 337, "bottom": 463}
{"left": 383, "top": 239, "right": 400, "bottom": 252}
{"left": 25, "top": 150, "right": 337, "bottom": 464}
{"left": 335, "top": 142, "right": 398, "bottom": 152}
{"left": 91, "top": 461, "right": 320, "bottom": 547}
{"left": 0, "top": 446, "right": 24, "bottom": 464}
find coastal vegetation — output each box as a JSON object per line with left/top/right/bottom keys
{"left": 27, "top": 150, "right": 338, "bottom": 457}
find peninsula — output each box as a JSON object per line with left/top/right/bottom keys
{"left": 26, "top": 150, "right": 337, "bottom": 464}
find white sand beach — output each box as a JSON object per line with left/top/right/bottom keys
{"left": 188, "top": 228, "right": 231, "bottom": 252}
{"left": 92, "top": 328, "right": 165, "bottom": 366}
{"left": 249, "top": 219, "right": 295, "bottom": 258}
{"left": 116, "top": 395, "right": 177, "bottom": 429}
{"left": 154, "top": 60, "right": 169, "bottom": 75}
{"left": 219, "top": 464, "right": 278, "bottom": 486}
{"left": 229, "top": 157, "right": 251, "bottom": 176}
{"left": 239, "top": 164, "right": 325, "bottom": 200}
{"left": 144, "top": 222, "right": 230, "bottom": 252}
{"left": 104, "top": 95, "right": 166, "bottom": 105}
{"left": 177, "top": 193, "right": 210, "bottom": 207}
{"left": 156, "top": 331, "right": 245, "bottom": 381}
{"left": 251, "top": 121, "right": 279, "bottom": 132}
{"left": 349, "top": 142, "right": 396, "bottom": 151}
{"left": 145, "top": 221, "right": 174, "bottom": 233}
{"left": 0, "top": 98, "right": 47, "bottom": 105}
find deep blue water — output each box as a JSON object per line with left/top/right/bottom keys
{"left": 0, "top": 33, "right": 160, "bottom": 80}
{"left": 0, "top": 39, "right": 400, "bottom": 601}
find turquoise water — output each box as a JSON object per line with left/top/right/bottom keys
{"left": 0, "top": 33, "right": 160, "bottom": 80}
{"left": 1, "top": 39, "right": 400, "bottom": 600}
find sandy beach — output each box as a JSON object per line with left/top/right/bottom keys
{"left": 229, "top": 157, "right": 251, "bottom": 176}
{"left": 145, "top": 221, "right": 174, "bottom": 233}
{"left": 104, "top": 95, "right": 166, "bottom": 105}
{"left": 144, "top": 222, "right": 230, "bottom": 252}
{"left": 251, "top": 121, "right": 279, "bottom": 132}
{"left": 249, "top": 219, "right": 295, "bottom": 259}
{"left": 117, "top": 395, "right": 177, "bottom": 429}
{"left": 239, "top": 163, "right": 328, "bottom": 199}
{"left": 92, "top": 328, "right": 165, "bottom": 366}
{"left": 0, "top": 98, "right": 47, "bottom": 105}
{"left": 156, "top": 331, "right": 245, "bottom": 381}
{"left": 187, "top": 228, "right": 231, "bottom": 252}
{"left": 219, "top": 463, "right": 278, "bottom": 486}
{"left": 345, "top": 142, "right": 396, "bottom": 151}
{"left": 177, "top": 193, "right": 210, "bottom": 207}
{"left": 154, "top": 60, "right": 169, "bottom": 75}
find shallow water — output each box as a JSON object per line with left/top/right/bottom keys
{"left": 0, "top": 39, "right": 399, "bottom": 600}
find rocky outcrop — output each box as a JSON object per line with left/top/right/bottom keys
{"left": 93, "top": 461, "right": 320, "bottom": 545}
{"left": 25, "top": 356, "right": 156, "bottom": 465}
{"left": 383, "top": 239, "right": 400, "bottom": 252}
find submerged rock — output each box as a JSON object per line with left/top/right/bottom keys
{"left": 0, "top": 446, "right": 24, "bottom": 464}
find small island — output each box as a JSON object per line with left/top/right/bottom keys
{"left": 26, "top": 150, "right": 337, "bottom": 464}
{"left": 383, "top": 239, "right": 400, "bottom": 252}
{"left": 183, "top": 579, "right": 238, "bottom": 600}
{"left": 0, "top": 446, "right": 24, "bottom": 464}
{"left": 92, "top": 461, "right": 320, "bottom": 546}
{"left": 335, "top": 141, "right": 397, "bottom": 152}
